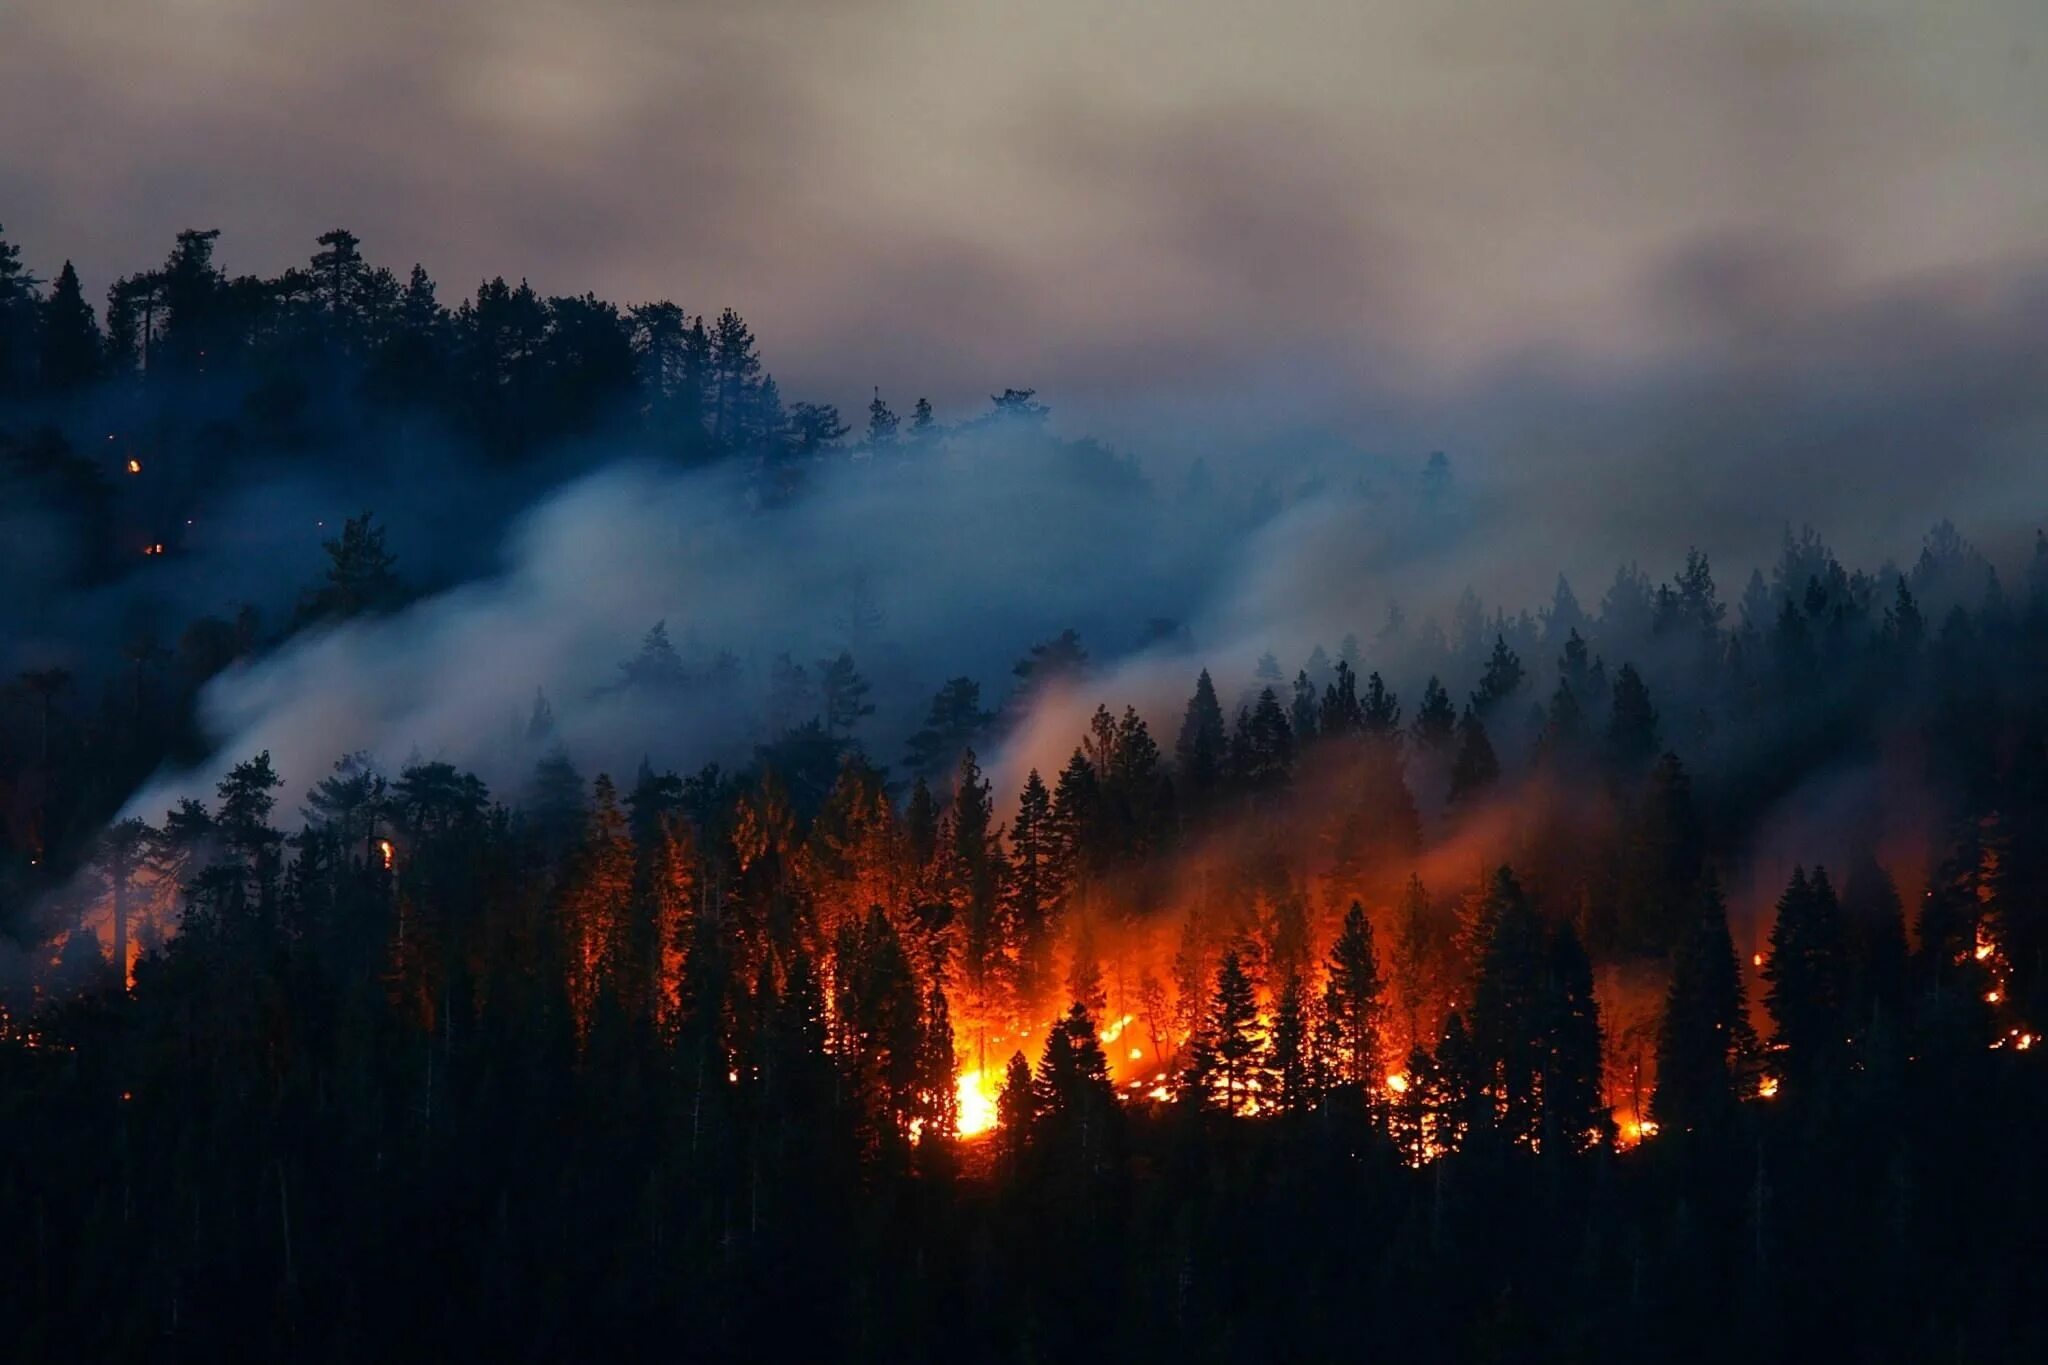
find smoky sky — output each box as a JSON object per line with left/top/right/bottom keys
{"left": 11, "top": 0, "right": 2048, "bottom": 835}
{"left": 6, "top": 0, "right": 2047, "bottom": 436}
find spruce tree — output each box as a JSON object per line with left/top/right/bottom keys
{"left": 1763, "top": 865, "right": 1850, "bottom": 1093}
{"left": 38, "top": 261, "right": 101, "bottom": 390}
{"left": 1541, "top": 919, "right": 1611, "bottom": 1152}
{"left": 1324, "top": 902, "right": 1386, "bottom": 1093}
{"left": 1006, "top": 769, "right": 1058, "bottom": 1005}
{"left": 1472, "top": 634, "right": 1525, "bottom": 717}
{"left": 1175, "top": 669, "right": 1229, "bottom": 814}
{"left": 1448, "top": 706, "right": 1500, "bottom": 807}
{"left": 1184, "top": 949, "right": 1268, "bottom": 1113}
{"left": 1270, "top": 974, "right": 1315, "bottom": 1113}
{"left": 1653, "top": 870, "right": 1755, "bottom": 1131}
{"left": 1412, "top": 676, "right": 1457, "bottom": 756}
{"left": 1606, "top": 663, "right": 1661, "bottom": 772}
{"left": 1470, "top": 867, "right": 1546, "bottom": 1145}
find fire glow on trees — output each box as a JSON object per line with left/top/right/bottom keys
{"left": 45, "top": 631, "right": 2044, "bottom": 1175}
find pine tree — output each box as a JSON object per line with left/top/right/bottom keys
{"left": 1049, "top": 749, "right": 1100, "bottom": 908}
{"left": 903, "top": 677, "right": 989, "bottom": 779}
{"left": 37, "top": 261, "right": 101, "bottom": 390}
{"left": 1175, "top": 669, "right": 1229, "bottom": 816}
{"left": 816, "top": 650, "right": 874, "bottom": 738}
{"left": 1270, "top": 974, "right": 1318, "bottom": 1113}
{"left": 996, "top": 1050, "right": 1036, "bottom": 1169}
{"left": 1320, "top": 660, "right": 1364, "bottom": 735}
{"left": 1653, "top": 870, "right": 1756, "bottom": 1131}
{"left": 709, "top": 306, "right": 761, "bottom": 446}
{"left": 1447, "top": 706, "right": 1500, "bottom": 807}
{"left": 1183, "top": 949, "right": 1268, "bottom": 1113}
{"left": 1033, "top": 1002, "right": 1118, "bottom": 1171}
{"left": 1006, "top": 769, "right": 1059, "bottom": 1005}
{"left": 1541, "top": 920, "right": 1611, "bottom": 1152}
{"left": 864, "top": 388, "right": 898, "bottom": 448}
{"left": 1290, "top": 670, "right": 1320, "bottom": 743}
{"left": 310, "top": 228, "right": 371, "bottom": 337}
{"left": 1230, "top": 688, "right": 1294, "bottom": 791}
{"left": 1361, "top": 671, "right": 1401, "bottom": 738}
{"left": 1472, "top": 634, "right": 1525, "bottom": 716}
{"left": 948, "top": 748, "right": 1003, "bottom": 1014}
{"left": 1605, "top": 663, "right": 1661, "bottom": 772}
{"left": 300, "top": 512, "right": 399, "bottom": 622}
{"left": 913, "top": 979, "right": 960, "bottom": 1142}
{"left": 1324, "top": 902, "right": 1386, "bottom": 1094}
{"left": 1411, "top": 677, "right": 1457, "bottom": 756}
{"left": 1470, "top": 867, "right": 1546, "bottom": 1144}
{"left": 1762, "top": 865, "right": 1850, "bottom": 1093}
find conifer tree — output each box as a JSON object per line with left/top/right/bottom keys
{"left": 1411, "top": 676, "right": 1457, "bottom": 756}
{"left": 37, "top": 261, "right": 101, "bottom": 390}
{"left": 996, "top": 1049, "right": 1036, "bottom": 1171}
{"left": 903, "top": 677, "right": 989, "bottom": 779}
{"left": 1005, "top": 769, "right": 1059, "bottom": 1005}
{"left": 1470, "top": 867, "right": 1547, "bottom": 1144}
{"left": 816, "top": 651, "right": 874, "bottom": 739}
{"left": 1447, "top": 706, "right": 1500, "bottom": 807}
{"left": 1184, "top": 949, "right": 1269, "bottom": 1113}
{"left": 1360, "top": 671, "right": 1402, "bottom": 738}
{"left": 1653, "top": 870, "right": 1755, "bottom": 1131}
{"left": 1763, "top": 865, "right": 1850, "bottom": 1093}
{"left": 1270, "top": 974, "right": 1318, "bottom": 1113}
{"left": 1175, "top": 669, "right": 1229, "bottom": 814}
{"left": 1472, "top": 634, "right": 1525, "bottom": 717}
{"left": 1324, "top": 902, "right": 1386, "bottom": 1093}
{"left": 865, "top": 388, "right": 898, "bottom": 447}
{"left": 1605, "top": 663, "right": 1661, "bottom": 772}
{"left": 914, "top": 979, "right": 960, "bottom": 1142}
{"left": 1541, "top": 920, "right": 1611, "bottom": 1152}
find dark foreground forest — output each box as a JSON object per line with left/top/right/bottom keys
{"left": 2, "top": 226, "right": 2047, "bottom": 1362}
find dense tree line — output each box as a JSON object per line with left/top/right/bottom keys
{"left": 4, "top": 515, "right": 2048, "bottom": 1359}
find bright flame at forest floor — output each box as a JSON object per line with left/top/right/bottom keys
{"left": 958, "top": 1069, "right": 998, "bottom": 1138}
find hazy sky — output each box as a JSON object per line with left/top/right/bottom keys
{"left": 4, "top": 0, "right": 2046, "bottom": 430}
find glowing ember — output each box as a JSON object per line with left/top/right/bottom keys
{"left": 377, "top": 838, "right": 396, "bottom": 870}
{"left": 1751, "top": 953, "right": 1763, "bottom": 968}
{"left": 1757, "top": 1076, "right": 1780, "bottom": 1099}
{"left": 1385, "top": 1071, "right": 1410, "bottom": 1094}
{"left": 125, "top": 458, "right": 142, "bottom": 474}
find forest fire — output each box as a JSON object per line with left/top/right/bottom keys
{"left": 956, "top": 1068, "right": 999, "bottom": 1137}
